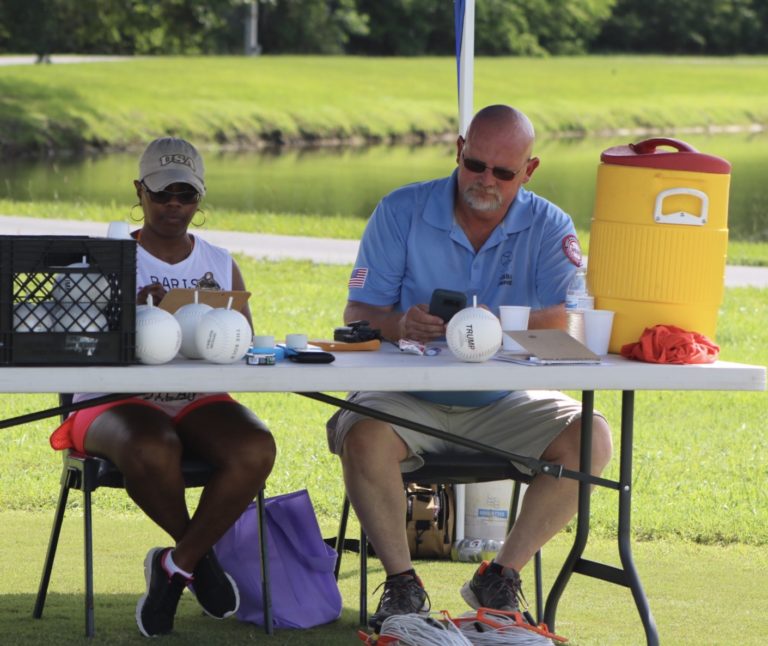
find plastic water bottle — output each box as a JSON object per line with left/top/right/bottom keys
{"left": 452, "top": 538, "right": 484, "bottom": 562}
{"left": 452, "top": 538, "right": 504, "bottom": 562}
{"left": 480, "top": 539, "right": 503, "bottom": 562}
{"left": 565, "top": 265, "right": 593, "bottom": 343}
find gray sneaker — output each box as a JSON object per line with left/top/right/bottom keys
{"left": 460, "top": 560, "right": 522, "bottom": 611}
{"left": 369, "top": 574, "right": 430, "bottom": 632}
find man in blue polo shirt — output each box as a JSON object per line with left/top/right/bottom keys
{"left": 327, "top": 105, "right": 613, "bottom": 631}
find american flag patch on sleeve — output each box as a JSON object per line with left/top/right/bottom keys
{"left": 348, "top": 267, "right": 368, "bottom": 289}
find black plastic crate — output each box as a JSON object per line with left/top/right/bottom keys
{"left": 0, "top": 235, "right": 136, "bottom": 365}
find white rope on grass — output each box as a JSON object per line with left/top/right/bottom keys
{"left": 458, "top": 621, "right": 554, "bottom": 646}
{"left": 379, "top": 613, "right": 474, "bottom": 645}
{"left": 450, "top": 609, "right": 563, "bottom": 646}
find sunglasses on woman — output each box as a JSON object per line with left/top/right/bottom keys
{"left": 141, "top": 181, "right": 201, "bottom": 205}
{"left": 461, "top": 153, "right": 527, "bottom": 182}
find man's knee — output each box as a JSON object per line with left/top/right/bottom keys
{"left": 341, "top": 419, "right": 406, "bottom": 465}
{"left": 591, "top": 416, "right": 613, "bottom": 471}
{"left": 542, "top": 414, "right": 613, "bottom": 472}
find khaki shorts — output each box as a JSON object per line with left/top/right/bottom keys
{"left": 326, "top": 391, "right": 603, "bottom": 474}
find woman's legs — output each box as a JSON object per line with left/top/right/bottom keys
{"left": 84, "top": 403, "right": 191, "bottom": 540}
{"left": 83, "top": 399, "right": 275, "bottom": 570}
{"left": 172, "top": 401, "right": 275, "bottom": 571}
{"left": 87, "top": 399, "right": 275, "bottom": 634}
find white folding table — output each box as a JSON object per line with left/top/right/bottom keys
{"left": 1, "top": 346, "right": 765, "bottom": 645}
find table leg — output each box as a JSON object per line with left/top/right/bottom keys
{"left": 543, "top": 390, "right": 659, "bottom": 646}
{"left": 543, "top": 390, "right": 594, "bottom": 629}
{"left": 618, "top": 391, "right": 658, "bottom": 645}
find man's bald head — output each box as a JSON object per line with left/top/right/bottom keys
{"left": 465, "top": 105, "right": 535, "bottom": 156}
{"left": 455, "top": 105, "right": 540, "bottom": 219}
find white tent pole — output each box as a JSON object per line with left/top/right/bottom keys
{"left": 457, "top": 0, "right": 475, "bottom": 137}
{"left": 454, "top": 0, "right": 475, "bottom": 544}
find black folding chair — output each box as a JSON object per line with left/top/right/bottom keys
{"left": 32, "top": 394, "right": 272, "bottom": 637}
{"left": 333, "top": 452, "right": 543, "bottom": 626}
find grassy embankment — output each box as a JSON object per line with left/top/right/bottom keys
{"left": 1, "top": 55, "right": 766, "bottom": 264}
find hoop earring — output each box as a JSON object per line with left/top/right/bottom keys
{"left": 191, "top": 209, "right": 206, "bottom": 227}
{"left": 129, "top": 203, "right": 144, "bottom": 222}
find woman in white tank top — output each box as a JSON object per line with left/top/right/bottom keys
{"left": 53, "top": 137, "right": 275, "bottom": 638}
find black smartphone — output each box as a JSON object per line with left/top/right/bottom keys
{"left": 287, "top": 350, "right": 335, "bottom": 364}
{"left": 428, "top": 288, "right": 467, "bottom": 323}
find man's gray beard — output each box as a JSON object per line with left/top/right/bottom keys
{"left": 463, "top": 186, "right": 503, "bottom": 211}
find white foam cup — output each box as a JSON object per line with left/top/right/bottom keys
{"left": 285, "top": 333, "right": 308, "bottom": 350}
{"left": 583, "top": 309, "right": 615, "bottom": 355}
{"left": 106, "top": 221, "right": 131, "bottom": 239}
{"left": 499, "top": 305, "right": 531, "bottom": 352}
{"left": 252, "top": 335, "right": 275, "bottom": 349}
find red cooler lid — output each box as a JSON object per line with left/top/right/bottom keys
{"left": 601, "top": 137, "right": 731, "bottom": 174}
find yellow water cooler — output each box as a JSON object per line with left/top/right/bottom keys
{"left": 587, "top": 138, "right": 731, "bottom": 353}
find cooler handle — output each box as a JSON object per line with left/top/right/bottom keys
{"left": 630, "top": 138, "right": 698, "bottom": 155}
{"left": 654, "top": 188, "right": 708, "bottom": 226}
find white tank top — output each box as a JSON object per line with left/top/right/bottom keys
{"left": 137, "top": 235, "right": 233, "bottom": 293}
{"left": 74, "top": 235, "right": 236, "bottom": 412}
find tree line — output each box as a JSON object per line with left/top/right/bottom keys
{"left": 1, "top": 0, "right": 767, "bottom": 59}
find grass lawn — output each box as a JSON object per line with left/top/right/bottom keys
{"left": 0, "top": 261, "right": 765, "bottom": 644}
{"left": 1, "top": 511, "right": 766, "bottom": 645}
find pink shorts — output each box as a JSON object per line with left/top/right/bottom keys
{"left": 50, "top": 394, "right": 236, "bottom": 453}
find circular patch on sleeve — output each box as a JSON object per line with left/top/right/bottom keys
{"left": 562, "top": 234, "right": 583, "bottom": 267}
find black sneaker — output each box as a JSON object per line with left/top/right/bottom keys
{"left": 135, "top": 547, "right": 188, "bottom": 637}
{"left": 369, "top": 573, "right": 430, "bottom": 632}
{"left": 189, "top": 550, "right": 240, "bottom": 619}
{"left": 460, "top": 560, "right": 523, "bottom": 612}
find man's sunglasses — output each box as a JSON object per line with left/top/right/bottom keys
{"left": 141, "top": 181, "right": 201, "bottom": 205}
{"left": 461, "top": 153, "right": 527, "bottom": 182}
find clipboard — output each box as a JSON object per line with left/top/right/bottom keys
{"left": 157, "top": 288, "right": 251, "bottom": 314}
{"left": 309, "top": 339, "right": 381, "bottom": 352}
{"left": 495, "top": 329, "right": 601, "bottom": 365}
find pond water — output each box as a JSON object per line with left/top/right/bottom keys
{"left": 1, "top": 132, "right": 766, "bottom": 242}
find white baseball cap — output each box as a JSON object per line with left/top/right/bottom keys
{"left": 138, "top": 137, "right": 206, "bottom": 196}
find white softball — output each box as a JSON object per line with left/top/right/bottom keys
{"left": 196, "top": 308, "right": 251, "bottom": 364}
{"left": 135, "top": 304, "right": 182, "bottom": 364}
{"left": 13, "top": 302, "right": 55, "bottom": 332}
{"left": 52, "top": 262, "right": 110, "bottom": 305}
{"left": 174, "top": 302, "right": 213, "bottom": 359}
{"left": 51, "top": 304, "right": 108, "bottom": 332}
{"left": 446, "top": 306, "right": 503, "bottom": 363}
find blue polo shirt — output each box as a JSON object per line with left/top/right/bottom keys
{"left": 349, "top": 171, "right": 580, "bottom": 406}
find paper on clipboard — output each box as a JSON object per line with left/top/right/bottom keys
{"left": 158, "top": 288, "right": 251, "bottom": 314}
{"left": 494, "top": 329, "right": 601, "bottom": 365}
{"left": 310, "top": 339, "right": 381, "bottom": 352}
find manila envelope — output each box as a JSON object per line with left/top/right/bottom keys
{"left": 157, "top": 288, "right": 251, "bottom": 314}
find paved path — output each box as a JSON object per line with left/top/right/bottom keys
{"left": 1, "top": 215, "right": 766, "bottom": 288}
{"left": 0, "top": 55, "right": 132, "bottom": 66}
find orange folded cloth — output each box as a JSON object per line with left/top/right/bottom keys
{"left": 620, "top": 324, "right": 720, "bottom": 364}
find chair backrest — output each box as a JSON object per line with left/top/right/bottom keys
{"left": 59, "top": 393, "right": 74, "bottom": 422}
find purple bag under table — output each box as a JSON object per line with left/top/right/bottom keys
{"left": 215, "top": 489, "right": 342, "bottom": 629}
